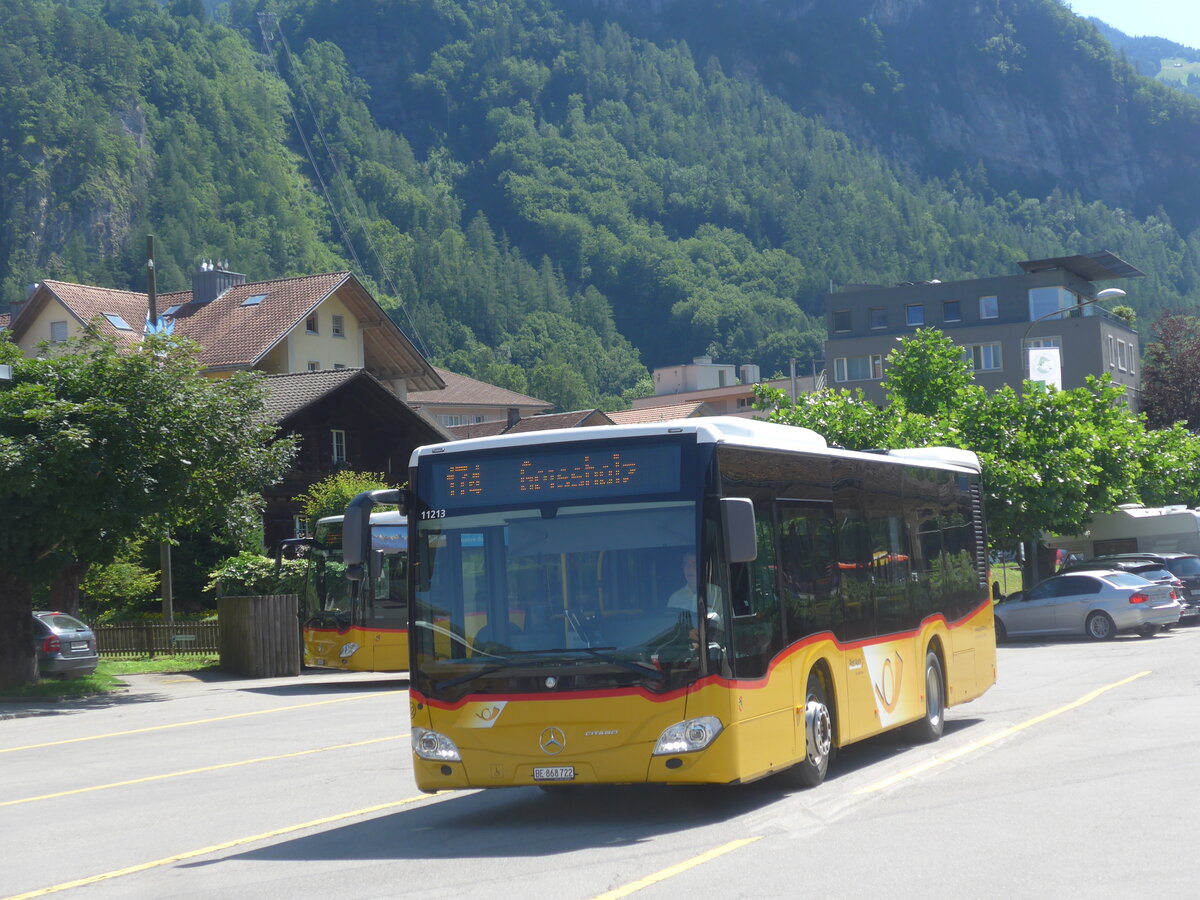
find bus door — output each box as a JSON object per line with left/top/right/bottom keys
{"left": 778, "top": 501, "right": 839, "bottom": 748}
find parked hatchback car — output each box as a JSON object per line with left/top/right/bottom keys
{"left": 33, "top": 611, "right": 99, "bottom": 678}
{"left": 1085, "top": 553, "right": 1200, "bottom": 622}
{"left": 994, "top": 570, "right": 1182, "bottom": 641}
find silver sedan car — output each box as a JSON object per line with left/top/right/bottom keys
{"left": 994, "top": 570, "right": 1182, "bottom": 641}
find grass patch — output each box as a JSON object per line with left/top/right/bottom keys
{"left": 3, "top": 656, "right": 220, "bottom": 701}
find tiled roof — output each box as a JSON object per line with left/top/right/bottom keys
{"left": 408, "top": 367, "right": 551, "bottom": 410}
{"left": 167, "top": 272, "right": 351, "bottom": 370}
{"left": 261, "top": 367, "right": 453, "bottom": 440}
{"left": 446, "top": 409, "right": 613, "bottom": 439}
{"left": 607, "top": 401, "right": 714, "bottom": 424}
{"left": 38, "top": 282, "right": 151, "bottom": 350}
{"left": 261, "top": 367, "right": 366, "bottom": 422}
{"left": 13, "top": 273, "right": 443, "bottom": 391}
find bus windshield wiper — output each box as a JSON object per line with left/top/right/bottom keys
{"left": 434, "top": 664, "right": 507, "bottom": 691}
{"left": 505, "top": 647, "right": 665, "bottom": 682}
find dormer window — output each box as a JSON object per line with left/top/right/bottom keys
{"left": 305, "top": 313, "right": 318, "bottom": 334}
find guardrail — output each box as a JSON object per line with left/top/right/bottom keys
{"left": 94, "top": 621, "right": 220, "bottom": 657}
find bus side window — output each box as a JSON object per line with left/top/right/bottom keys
{"left": 729, "top": 504, "right": 783, "bottom": 678}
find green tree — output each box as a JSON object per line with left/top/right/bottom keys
{"left": 0, "top": 332, "right": 295, "bottom": 688}
{"left": 881, "top": 327, "right": 975, "bottom": 416}
{"left": 294, "top": 470, "right": 394, "bottom": 528}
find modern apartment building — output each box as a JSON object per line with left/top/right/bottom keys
{"left": 824, "top": 251, "right": 1145, "bottom": 408}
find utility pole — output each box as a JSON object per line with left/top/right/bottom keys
{"left": 147, "top": 235, "right": 174, "bottom": 625}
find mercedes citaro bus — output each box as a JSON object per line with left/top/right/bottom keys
{"left": 343, "top": 417, "right": 996, "bottom": 791}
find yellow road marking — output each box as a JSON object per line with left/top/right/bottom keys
{"left": 1, "top": 735, "right": 408, "bottom": 807}
{"left": 856, "top": 670, "right": 1151, "bottom": 794}
{"left": 2, "top": 794, "right": 437, "bottom": 900}
{"left": 0, "top": 690, "right": 406, "bottom": 754}
{"left": 591, "top": 837, "right": 761, "bottom": 900}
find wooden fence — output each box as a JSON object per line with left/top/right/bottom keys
{"left": 95, "top": 621, "right": 221, "bottom": 657}
{"left": 217, "top": 594, "right": 300, "bottom": 677}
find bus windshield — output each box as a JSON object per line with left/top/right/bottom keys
{"left": 304, "top": 520, "right": 408, "bottom": 629}
{"left": 413, "top": 499, "right": 717, "bottom": 697}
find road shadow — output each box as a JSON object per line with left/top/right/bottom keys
{"left": 181, "top": 715, "right": 992, "bottom": 867}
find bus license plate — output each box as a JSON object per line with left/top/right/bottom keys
{"left": 533, "top": 766, "right": 575, "bottom": 782}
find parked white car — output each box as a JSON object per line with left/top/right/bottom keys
{"left": 994, "top": 570, "right": 1182, "bottom": 641}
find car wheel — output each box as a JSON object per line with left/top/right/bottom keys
{"left": 780, "top": 670, "right": 834, "bottom": 788}
{"left": 994, "top": 618, "right": 1007, "bottom": 643}
{"left": 1137, "top": 625, "right": 1158, "bottom": 638}
{"left": 904, "top": 650, "right": 945, "bottom": 744}
{"left": 1086, "top": 611, "right": 1116, "bottom": 640}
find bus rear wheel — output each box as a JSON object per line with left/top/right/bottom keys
{"left": 905, "top": 649, "right": 945, "bottom": 743}
{"left": 782, "top": 671, "right": 834, "bottom": 788}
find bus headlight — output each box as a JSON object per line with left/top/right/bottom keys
{"left": 412, "top": 727, "right": 462, "bottom": 762}
{"left": 653, "top": 716, "right": 723, "bottom": 755}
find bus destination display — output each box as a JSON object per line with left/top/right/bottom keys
{"left": 425, "top": 444, "right": 681, "bottom": 510}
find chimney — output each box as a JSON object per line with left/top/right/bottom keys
{"left": 7, "top": 284, "right": 38, "bottom": 326}
{"left": 191, "top": 259, "right": 246, "bottom": 305}
{"left": 740, "top": 364, "right": 761, "bottom": 384}
{"left": 506, "top": 407, "right": 520, "bottom": 427}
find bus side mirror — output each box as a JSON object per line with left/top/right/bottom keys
{"left": 369, "top": 548, "right": 385, "bottom": 585}
{"left": 345, "top": 488, "right": 409, "bottom": 581}
{"left": 721, "top": 497, "right": 758, "bottom": 563}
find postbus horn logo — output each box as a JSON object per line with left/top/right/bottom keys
{"left": 539, "top": 727, "right": 566, "bottom": 755}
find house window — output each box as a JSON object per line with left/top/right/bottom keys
{"left": 331, "top": 429, "right": 347, "bottom": 464}
{"left": 869, "top": 307, "right": 887, "bottom": 329}
{"left": 437, "top": 414, "right": 464, "bottom": 426}
{"left": 833, "top": 354, "right": 883, "bottom": 382}
{"left": 905, "top": 304, "right": 924, "bottom": 327}
{"left": 333, "top": 363, "right": 346, "bottom": 370}
{"left": 50, "top": 321, "right": 68, "bottom": 343}
{"left": 1028, "top": 286, "right": 1074, "bottom": 322}
{"left": 293, "top": 515, "right": 308, "bottom": 538}
{"left": 332, "top": 315, "right": 345, "bottom": 337}
{"left": 1108, "top": 335, "right": 1115, "bottom": 367}
{"left": 979, "top": 295, "right": 999, "bottom": 319}
{"left": 942, "top": 300, "right": 961, "bottom": 323}
{"left": 1022, "top": 337, "right": 1061, "bottom": 374}
{"left": 832, "top": 310, "right": 852, "bottom": 333}
{"left": 307, "top": 361, "right": 320, "bottom": 371}
{"left": 306, "top": 313, "right": 319, "bottom": 334}
{"left": 964, "top": 343, "right": 1002, "bottom": 372}
{"left": 1117, "top": 340, "right": 1128, "bottom": 372}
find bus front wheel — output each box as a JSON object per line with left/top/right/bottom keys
{"left": 904, "top": 649, "right": 945, "bottom": 744}
{"left": 782, "top": 671, "right": 834, "bottom": 788}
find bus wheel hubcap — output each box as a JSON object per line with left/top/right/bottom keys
{"left": 806, "top": 700, "right": 832, "bottom": 764}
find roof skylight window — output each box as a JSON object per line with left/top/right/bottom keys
{"left": 241, "top": 294, "right": 267, "bottom": 307}
{"left": 103, "top": 313, "right": 133, "bottom": 331}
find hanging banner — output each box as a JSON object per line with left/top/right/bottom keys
{"left": 1028, "top": 347, "right": 1062, "bottom": 390}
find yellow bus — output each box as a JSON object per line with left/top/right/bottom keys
{"left": 345, "top": 417, "right": 995, "bottom": 790}
{"left": 290, "top": 511, "right": 409, "bottom": 672}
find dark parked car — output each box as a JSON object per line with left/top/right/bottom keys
{"left": 33, "top": 611, "right": 99, "bottom": 678}
{"left": 1069, "top": 553, "right": 1200, "bottom": 622}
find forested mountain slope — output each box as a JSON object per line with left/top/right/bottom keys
{"left": 2, "top": 0, "right": 1199, "bottom": 410}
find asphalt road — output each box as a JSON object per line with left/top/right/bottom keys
{"left": 3, "top": 625, "right": 1199, "bottom": 900}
